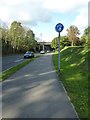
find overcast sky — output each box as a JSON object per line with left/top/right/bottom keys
{"left": 0, "top": 0, "right": 89, "bottom": 42}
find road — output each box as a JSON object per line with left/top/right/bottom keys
{"left": 2, "top": 53, "right": 40, "bottom": 72}
{"left": 2, "top": 53, "right": 78, "bottom": 118}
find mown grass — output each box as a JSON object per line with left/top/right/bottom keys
{"left": 0, "top": 56, "right": 40, "bottom": 81}
{"left": 52, "top": 46, "right": 89, "bottom": 119}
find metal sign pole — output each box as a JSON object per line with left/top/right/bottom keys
{"left": 58, "top": 32, "right": 60, "bottom": 75}
{"left": 55, "top": 23, "right": 64, "bottom": 76}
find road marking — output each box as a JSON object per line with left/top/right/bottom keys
{"left": 14, "top": 59, "right": 23, "bottom": 62}
{"left": 39, "top": 70, "right": 56, "bottom": 76}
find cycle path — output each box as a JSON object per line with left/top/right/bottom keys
{"left": 2, "top": 53, "right": 78, "bottom": 118}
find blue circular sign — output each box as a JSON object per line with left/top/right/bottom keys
{"left": 55, "top": 23, "right": 64, "bottom": 32}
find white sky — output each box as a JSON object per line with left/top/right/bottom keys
{"left": 0, "top": 0, "right": 89, "bottom": 42}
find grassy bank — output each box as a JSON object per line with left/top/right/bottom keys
{"left": 52, "top": 46, "right": 89, "bottom": 119}
{"left": 0, "top": 56, "right": 40, "bottom": 81}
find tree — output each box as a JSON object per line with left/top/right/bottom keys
{"left": 51, "top": 37, "right": 58, "bottom": 50}
{"left": 24, "top": 29, "right": 37, "bottom": 51}
{"left": 67, "top": 25, "right": 80, "bottom": 46}
{"left": 80, "top": 27, "right": 90, "bottom": 45}
{"left": 0, "top": 26, "right": 12, "bottom": 54}
{"left": 80, "top": 26, "right": 90, "bottom": 45}
{"left": 51, "top": 36, "right": 71, "bottom": 50}
{"left": 1, "top": 20, "right": 37, "bottom": 54}
{"left": 60, "top": 36, "right": 71, "bottom": 49}
{"left": 84, "top": 27, "right": 90, "bottom": 36}
{"left": 9, "top": 21, "right": 25, "bottom": 53}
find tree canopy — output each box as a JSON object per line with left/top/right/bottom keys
{"left": 80, "top": 26, "right": 90, "bottom": 45}
{"left": 67, "top": 25, "right": 80, "bottom": 46}
{"left": 1, "top": 21, "right": 37, "bottom": 54}
{"left": 51, "top": 36, "right": 70, "bottom": 50}
{"left": 51, "top": 25, "right": 89, "bottom": 50}
{"left": 1, "top": 21, "right": 89, "bottom": 54}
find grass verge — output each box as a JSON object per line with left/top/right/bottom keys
{"left": 0, "top": 56, "right": 40, "bottom": 81}
{"left": 52, "top": 46, "right": 89, "bottom": 119}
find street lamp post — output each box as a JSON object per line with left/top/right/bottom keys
{"left": 40, "top": 33, "right": 44, "bottom": 51}
{"left": 55, "top": 23, "right": 64, "bottom": 76}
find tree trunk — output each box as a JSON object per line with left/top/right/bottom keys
{"left": 72, "top": 40, "right": 74, "bottom": 46}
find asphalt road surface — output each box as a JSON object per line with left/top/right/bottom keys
{"left": 2, "top": 53, "right": 78, "bottom": 118}
{"left": 2, "top": 53, "right": 40, "bottom": 72}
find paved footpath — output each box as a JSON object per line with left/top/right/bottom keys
{"left": 2, "top": 53, "right": 78, "bottom": 118}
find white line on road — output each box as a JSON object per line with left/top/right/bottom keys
{"left": 14, "top": 59, "right": 23, "bottom": 62}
